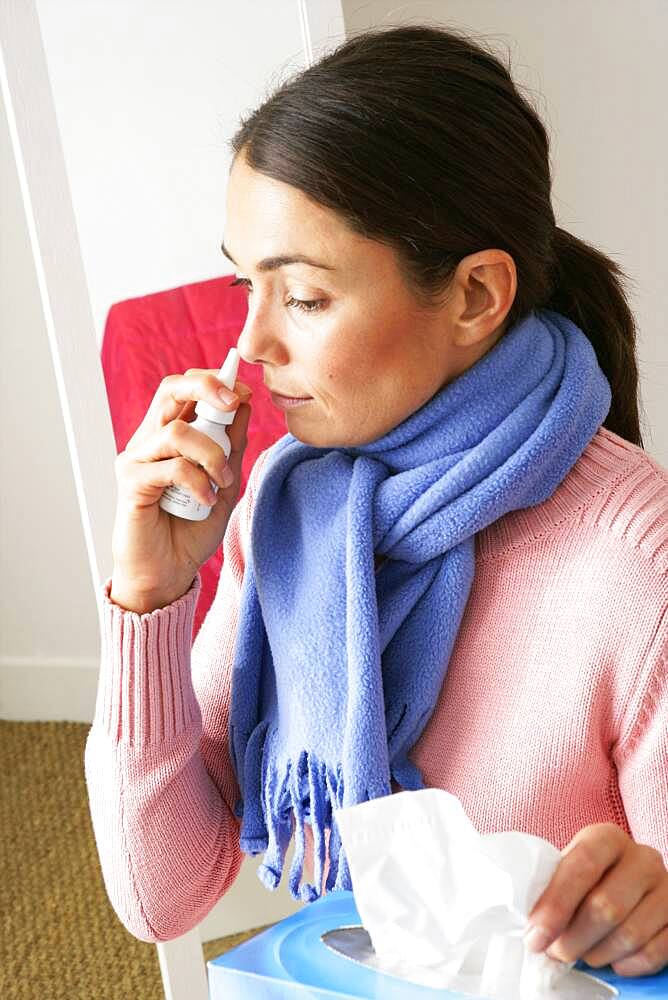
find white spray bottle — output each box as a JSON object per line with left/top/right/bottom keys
{"left": 158, "top": 347, "right": 240, "bottom": 521}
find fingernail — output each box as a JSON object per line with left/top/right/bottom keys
{"left": 221, "top": 467, "right": 234, "bottom": 487}
{"left": 613, "top": 954, "right": 648, "bottom": 976}
{"left": 218, "top": 387, "right": 238, "bottom": 403}
{"left": 524, "top": 926, "right": 551, "bottom": 953}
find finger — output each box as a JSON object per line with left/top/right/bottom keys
{"left": 176, "top": 378, "right": 252, "bottom": 425}
{"left": 612, "top": 921, "right": 668, "bottom": 977}
{"left": 179, "top": 369, "right": 253, "bottom": 389}
{"left": 120, "top": 451, "right": 221, "bottom": 510}
{"left": 581, "top": 884, "right": 668, "bottom": 970}
{"left": 175, "top": 368, "right": 253, "bottom": 399}
{"left": 181, "top": 394, "right": 252, "bottom": 502}
{"left": 224, "top": 398, "right": 252, "bottom": 484}
{"left": 525, "top": 825, "right": 627, "bottom": 954}
{"left": 545, "top": 849, "right": 659, "bottom": 964}
{"left": 148, "top": 370, "right": 242, "bottom": 433}
{"left": 236, "top": 380, "right": 253, "bottom": 397}
{"left": 127, "top": 417, "right": 229, "bottom": 497}
{"left": 186, "top": 397, "right": 251, "bottom": 513}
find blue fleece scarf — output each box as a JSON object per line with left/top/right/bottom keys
{"left": 228, "top": 307, "right": 611, "bottom": 902}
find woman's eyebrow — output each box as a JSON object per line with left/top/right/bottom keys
{"left": 220, "top": 240, "right": 336, "bottom": 272}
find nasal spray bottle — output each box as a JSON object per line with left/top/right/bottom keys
{"left": 159, "top": 348, "right": 240, "bottom": 521}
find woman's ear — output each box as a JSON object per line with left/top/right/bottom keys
{"left": 450, "top": 250, "right": 516, "bottom": 349}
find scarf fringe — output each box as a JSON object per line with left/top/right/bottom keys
{"left": 232, "top": 716, "right": 429, "bottom": 902}
{"left": 235, "top": 734, "right": 359, "bottom": 901}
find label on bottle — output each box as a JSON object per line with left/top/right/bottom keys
{"left": 161, "top": 482, "right": 206, "bottom": 511}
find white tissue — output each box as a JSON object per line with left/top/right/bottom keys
{"left": 335, "top": 788, "right": 611, "bottom": 1000}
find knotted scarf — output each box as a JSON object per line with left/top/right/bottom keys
{"left": 228, "top": 307, "right": 612, "bottom": 902}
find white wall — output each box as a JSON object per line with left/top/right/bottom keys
{"left": 342, "top": 0, "right": 667, "bottom": 463}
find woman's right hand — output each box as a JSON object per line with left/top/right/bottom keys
{"left": 109, "top": 368, "right": 253, "bottom": 613}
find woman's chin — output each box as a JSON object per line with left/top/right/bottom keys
{"left": 285, "top": 413, "right": 338, "bottom": 448}
{"left": 284, "top": 405, "right": 375, "bottom": 448}
{"left": 288, "top": 426, "right": 331, "bottom": 446}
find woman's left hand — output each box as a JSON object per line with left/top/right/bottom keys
{"left": 524, "top": 823, "right": 668, "bottom": 977}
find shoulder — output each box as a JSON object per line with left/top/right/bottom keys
{"left": 478, "top": 426, "right": 668, "bottom": 574}
{"left": 246, "top": 430, "right": 668, "bottom": 573}
{"left": 576, "top": 427, "right": 667, "bottom": 573}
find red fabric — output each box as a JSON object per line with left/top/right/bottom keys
{"left": 100, "top": 274, "right": 287, "bottom": 636}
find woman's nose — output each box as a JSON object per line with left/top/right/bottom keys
{"left": 236, "top": 304, "right": 288, "bottom": 367}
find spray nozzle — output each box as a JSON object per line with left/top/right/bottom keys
{"left": 218, "top": 347, "right": 240, "bottom": 392}
{"left": 195, "top": 347, "right": 241, "bottom": 426}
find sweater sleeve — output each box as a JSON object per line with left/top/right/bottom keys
{"left": 83, "top": 448, "right": 271, "bottom": 942}
{"left": 614, "top": 600, "right": 668, "bottom": 867}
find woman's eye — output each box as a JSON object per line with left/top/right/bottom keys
{"left": 228, "top": 276, "right": 326, "bottom": 314}
{"left": 285, "top": 295, "right": 326, "bottom": 313}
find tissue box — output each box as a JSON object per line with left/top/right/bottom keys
{"left": 207, "top": 889, "right": 668, "bottom": 999}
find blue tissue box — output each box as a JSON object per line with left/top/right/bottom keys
{"left": 207, "top": 889, "right": 668, "bottom": 999}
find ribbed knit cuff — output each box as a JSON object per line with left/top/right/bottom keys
{"left": 92, "top": 573, "right": 203, "bottom": 746}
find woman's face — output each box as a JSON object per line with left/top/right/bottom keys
{"left": 224, "top": 151, "right": 516, "bottom": 447}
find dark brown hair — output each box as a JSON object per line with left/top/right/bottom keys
{"left": 230, "top": 24, "right": 645, "bottom": 447}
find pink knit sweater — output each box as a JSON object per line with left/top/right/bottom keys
{"left": 84, "top": 426, "right": 668, "bottom": 943}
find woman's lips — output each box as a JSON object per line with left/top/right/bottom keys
{"left": 269, "top": 390, "right": 313, "bottom": 410}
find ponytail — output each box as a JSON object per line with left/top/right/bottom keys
{"left": 544, "top": 227, "right": 646, "bottom": 448}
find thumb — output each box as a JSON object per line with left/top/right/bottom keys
{"left": 226, "top": 398, "right": 251, "bottom": 478}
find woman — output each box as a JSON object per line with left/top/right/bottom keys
{"left": 85, "top": 25, "right": 668, "bottom": 978}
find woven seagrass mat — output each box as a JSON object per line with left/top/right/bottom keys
{"left": 0, "top": 720, "right": 269, "bottom": 1000}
